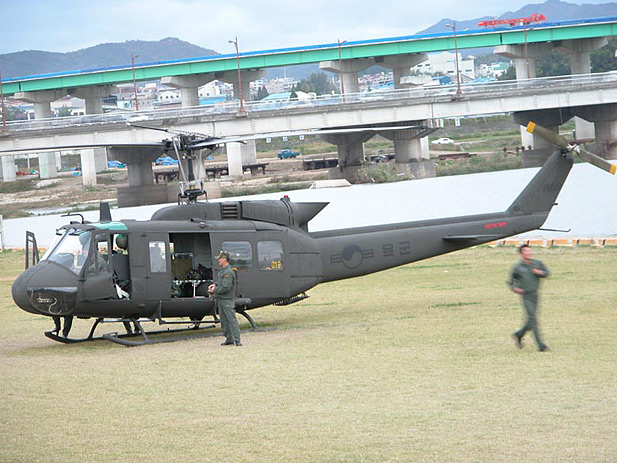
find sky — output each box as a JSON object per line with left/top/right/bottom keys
{"left": 1, "top": 0, "right": 615, "bottom": 56}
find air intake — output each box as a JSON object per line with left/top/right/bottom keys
{"left": 221, "top": 202, "right": 240, "bottom": 219}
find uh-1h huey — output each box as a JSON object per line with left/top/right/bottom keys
{"left": 9, "top": 121, "right": 615, "bottom": 346}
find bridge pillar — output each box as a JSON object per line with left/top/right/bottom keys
{"left": 72, "top": 87, "right": 117, "bottom": 185}
{"left": 216, "top": 70, "right": 265, "bottom": 173}
{"left": 555, "top": 38, "right": 608, "bottom": 141}
{"left": 216, "top": 70, "right": 266, "bottom": 106}
{"left": 79, "top": 150, "right": 98, "bottom": 188}
{"left": 161, "top": 74, "right": 214, "bottom": 107}
{"left": 225, "top": 140, "right": 258, "bottom": 177}
{"left": 14, "top": 90, "right": 69, "bottom": 180}
{"left": 39, "top": 152, "right": 58, "bottom": 179}
{"left": 513, "top": 109, "right": 573, "bottom": 163}
{"left": 1, "top": 155, "right": 17, "bottom": 182}
{"left": 319, "top": 132, "right": 374, "bottom": 183}
{"left": 379, "top": 54, "right": 429, "bottom": 88}
{"left": 574, "top": 103, "right": 617, "bottom": 159}
{"left": 495, "top": 43, "right": 553, "bottom": 148}
{"left": 72, "top": 85, "right": 117, "bottom": 114}
{"left": 110, "top": 146, "right": 169, "bottom": 207}
{"left": 14, "top": 90, "right": 69, "bottom": 120}
{"left": 320, "top": 58, "right": 375, "bottom": 94}
{"left": 380, "top": 125, "right": 434, "bottom": 178}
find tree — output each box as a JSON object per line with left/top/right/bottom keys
{"left": 497, "top": 66, "right": 516, "bottom": 81}
{"left": 256, "top": 85, "right": 269, "bottom": 100}
{"left": 56, "top": 105, "right": 73, "bottom": 117}
{"left": 590, "top": 37, "right": 617, "bottom": 73}
{"left": 4, "top": 105, "right": 27, "bottom": 121}
{"left": 290, "top": 72, "right": 335, "bottom": 96}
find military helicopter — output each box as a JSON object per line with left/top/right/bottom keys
{"left": 8, "top": 121, "right": 615, "bottom": 346}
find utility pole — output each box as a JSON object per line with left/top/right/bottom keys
{"left": 0, "top": 68, "right": 7, "bottom": 132}
{"left": 337, "top": 39, "right": 348, "bottom": 97}
{"left": 446, "top": 22, "right": 462, "bottom": 95}
{"left": 228, "top": 37, "right": 245, "bottom": 114}
{"left": 131, "top": 54, "right": 139, "bottom": 111}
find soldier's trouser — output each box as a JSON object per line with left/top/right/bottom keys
{"left": 218, "top": 299, "right": 240, "bottom": 343}
{"left": 516, "top": 293, "right": 545, "bottom": 349}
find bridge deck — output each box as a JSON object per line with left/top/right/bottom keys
{"left": 3, "top": 16, "right": 617, "bottom": 95}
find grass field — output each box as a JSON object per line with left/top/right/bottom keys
{"left": 1, "top": 246, "right": 616, "bottom": 463}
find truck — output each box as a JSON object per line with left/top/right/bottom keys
{"left": 277, "top": 148, "right": 301, "bottom": 159}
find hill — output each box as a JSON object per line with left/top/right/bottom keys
{"left": 0, "top": 37, "right": 218, "bottom": 79}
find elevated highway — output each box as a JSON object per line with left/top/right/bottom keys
{"left": 3, "top": 16, "right": 617, "bottom": 198}
{"left": 2, "top": 72, "right": 617, "bottom": 206}
{"left": 3, "top": 16, "right": 617, "bottom": 96}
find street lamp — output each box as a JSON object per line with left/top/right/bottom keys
{"left": 337, "top": 39, "right": 348, "bottom": 96}
{"left": 445, "top": 22, "right": 462, "bottom": 95}
{"left": 0, "top": 68, "right": 7, "bottom": 132}
{"left": 228, "top": 36, "right": 245, "bottom": 113}
{"left": 131, "top": 54, "right": 139, "bottom": 111}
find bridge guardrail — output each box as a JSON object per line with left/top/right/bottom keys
{"left": 5, "top": 72, "right": 617, "bottom": 133}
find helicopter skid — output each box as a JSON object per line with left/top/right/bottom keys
{"left": 44, "top": 330, "right": 109, "bottom": 344}
{"left": 44, "top": 316, "right": 274, "bottom": 346}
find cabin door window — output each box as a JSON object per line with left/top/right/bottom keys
{"left": 148, "top": 241, "right": 167, "bottom": 273}
{"left": 81, "top": 233, "right": 117, "bottom": 301}
{"left": 257, "top": 241, "right": 284, "bottom": 271}
{"left": 145, "top": 235, "right": 171, "bottom": 300}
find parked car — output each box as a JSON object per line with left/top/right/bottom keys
{"left": 431, "top": 137, "right": 455, "bottom": 145}
{"left": 277, "top": 148, "right": 301, "bottom": 159}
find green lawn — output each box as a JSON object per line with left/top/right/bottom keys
{"left": 1, "top": 246, "right": 616, "bottom": 463}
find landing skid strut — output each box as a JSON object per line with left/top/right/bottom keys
{"left": 44, "top": 312, "right": 273, "bottom": 347}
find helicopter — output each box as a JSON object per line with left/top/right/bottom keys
{"left": 8, "top": 121, "right": 615, "bottom": 346}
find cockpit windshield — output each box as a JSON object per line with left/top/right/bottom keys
{"left": 41, "top": 229, "right": 92, "bottom": 275}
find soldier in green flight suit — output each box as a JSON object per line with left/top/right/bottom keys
{"left": 508, "top": 244, "right": 550, "bottom": 352}
{"left": 208, "top": 251, "right": 242, "bottom": 346}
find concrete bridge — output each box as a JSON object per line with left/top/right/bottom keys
{"left": 2, "top": 16, "right": 617, "bottom": 205}
{"left": 2, "top": 71, "right": 617, "bottom": 206}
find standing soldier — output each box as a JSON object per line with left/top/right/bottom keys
{"left": 208, "top": 251, "right": 242, "bottom": 346}
{"left": 508, "top": 244, "right": 550, "bottom": 352}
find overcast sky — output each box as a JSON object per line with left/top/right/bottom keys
{"left": 1, "top": 0, "right": 615, "bottom": 55}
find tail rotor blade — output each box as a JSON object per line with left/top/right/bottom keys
{"left": 578, "top": 146, "right": 617, "bottom": 175}
{"left": 527, "top": 121, "right": 615, "bottom": 175}
{"left": 526, "top": 122, "right": 570, "bottom": 150}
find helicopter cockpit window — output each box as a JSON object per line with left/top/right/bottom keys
{"left": 149, "top": 241, "right": 167, "bottom": 273}
{"left": 257, "top": 241, "right": 284, "bottom": 271}
{"left": 86, "top": 235, "right": 111, "bottom": 277}
{"left": 221, "top": 241, "right": 252, "bottom": 270}
{"left": 41, "top": 229, "right": 92, "bottom": 275}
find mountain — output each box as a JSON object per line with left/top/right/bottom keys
{"left": 417, "top": 0, "right": 617, "bottom": 35}
{"left": 0, "top": 37, "right": 218, "bottom": 79}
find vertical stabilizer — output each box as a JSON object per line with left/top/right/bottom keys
{"left": 507, "top": 150, "right": 573, "bottom": 215}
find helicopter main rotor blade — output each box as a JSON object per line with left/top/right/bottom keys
{"left": 189, "top": 124, "right": 429, "bottom": 150}
{"left": 527, "top": 121, "right": 616, "bottom": 175}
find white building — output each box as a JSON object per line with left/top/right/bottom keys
{"left": 412, "top": 51, "right": 476, "bottom": 82}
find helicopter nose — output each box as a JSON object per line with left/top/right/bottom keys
{"left": 11, "top": 262, "right": 78, "bottom": 316}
